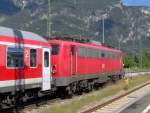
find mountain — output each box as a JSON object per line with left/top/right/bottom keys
{"left": 0, "top": 0, "right": 150, "bottom": 55}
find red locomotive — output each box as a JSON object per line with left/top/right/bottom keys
{"left": 49, "top": 38, "right": 124, "bottom": 95}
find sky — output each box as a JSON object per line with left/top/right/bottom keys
{"left": 122, "top": 0, "right": 150, "bottom": 7}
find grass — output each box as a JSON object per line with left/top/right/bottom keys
{"left": 40, "top": 75, "right": 150, "bottom": 113}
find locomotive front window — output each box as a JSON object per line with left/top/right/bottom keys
{"left": 51, "top": 45, "right": 59, "bottom": 55}
{"left": 30, "top": 49, "right": 37, "bottom": 67}
{"left": 7, "top": 47, "right": 24, "bottom": 68}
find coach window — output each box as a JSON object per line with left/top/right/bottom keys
{"left": 101, "top": 52, "right": 105, "bottom": 58}
{"left": 7, "top": 47, "right": 24, "bottom": 68}
{"left": 98, "top": 50, "right": 101, "bottom": 58}
{"left": 30, "top": 49, "right": 37, "bottom": 67}
{"left": 51, "top": 45, "right": 59, "bottom": 55}
{"left": 115, "top": 53, "right": 119, "bottom": 59}
{"left": 44, "top": 52, "right": 49, "bottom": 67}
{"left": 83, "top": 47, "right": 85, "bottom": 57}
{"left": 78, "top": 47, "right": 84, "bottom": 57}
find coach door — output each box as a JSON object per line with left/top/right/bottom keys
{"left": 42, "top": 48, "right": 51, "bottom": 91}
{"left": 71, "top": 46, "right": 77, "bottom": 75}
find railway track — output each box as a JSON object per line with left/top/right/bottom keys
{"left": 81, "top": 81, "right": 150, "bottom": 113}
{"left": 0, "top": 95, "right": 61, "bottom": 113}
{"left": 1, "top": 91, "right": 97, "bottom": 113}
{"left": 2, "top": 72, "right": 149, "bottom": 113}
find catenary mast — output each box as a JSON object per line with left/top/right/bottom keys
{"left": 47, "top": 0, "right": 51, "bottom": 38}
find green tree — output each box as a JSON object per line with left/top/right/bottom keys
{"left": 123, "top": 54, "right": 135, "bottom": 68}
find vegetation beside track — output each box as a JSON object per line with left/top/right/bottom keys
{"left": 37, "top": 75, "right": 150, "bottom": 113}
{"left": 123, "top": 52, "right": 150, "bottom": 69}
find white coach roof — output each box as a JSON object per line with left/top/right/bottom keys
{"left": 0, "top": 26, "right": 47, "bottom": 42}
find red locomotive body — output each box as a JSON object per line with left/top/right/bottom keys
{"left": 0, "top": 26, "right": 51, "bottom": 95}
{"left": 49, "top": 39, "right": 124, "bottom": 89}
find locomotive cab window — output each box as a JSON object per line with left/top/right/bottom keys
{"left": 44, "top": 52, "right": 49, "bottom": 67}
{"left": 30, "top": 49, "right": 37, "bottom": 67}
{"left": 51, "top": 44, "right": 59, "bottom": 55}
{"left": 7, "top": 47, "right": 24, "bottom": 68}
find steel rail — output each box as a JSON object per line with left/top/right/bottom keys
{"left": 81, "top": 81, "right": 150, "bottom": 113}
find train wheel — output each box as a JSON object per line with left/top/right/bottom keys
{"left": 93, "top": 83, "right": 100, "bottom": 90}
{"left": 72, "top": 83, "right": 77, "bottom": 94}
{"left": 58, "top": 86, "right": 73, "bottom": 99}
{"left": 66, "top": 86, "right": 73, "bottom": 98}
{"left": 86, "top": 82, "right": 93, "bottom": 92}
{"left": 14, "top": 92, "right": 25, "bottom": 108}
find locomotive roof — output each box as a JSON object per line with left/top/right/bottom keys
{"left": 49, "top": 39, "right": 121, "bottom": 52}
{"left": 0, "top": 26, "right": 47, "bottom": 42}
